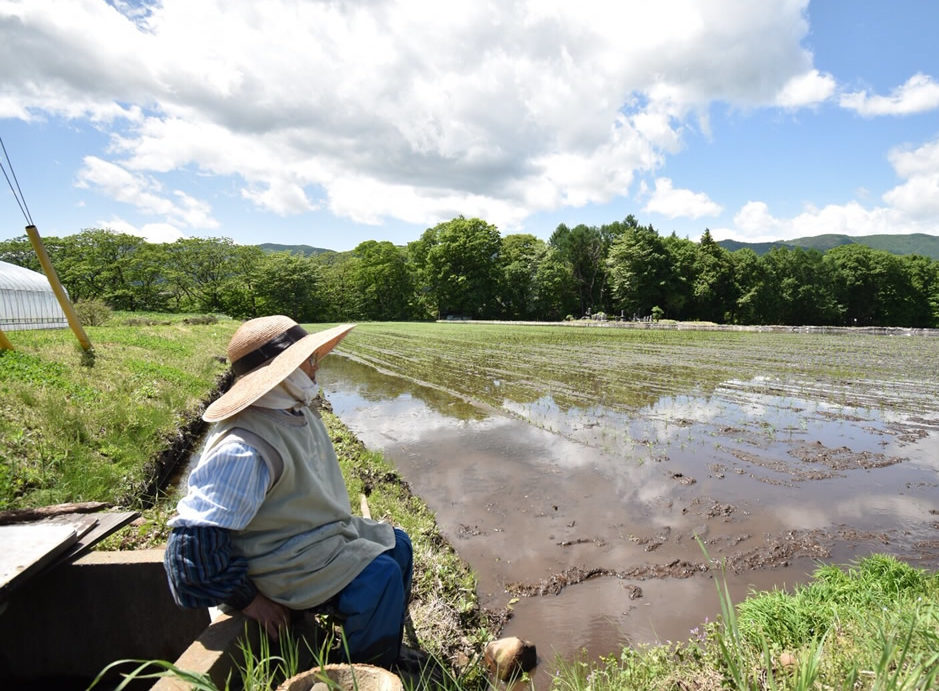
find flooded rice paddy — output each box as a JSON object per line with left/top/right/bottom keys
{"left": 317, "top": 323, "right": 939, "bottom": 682}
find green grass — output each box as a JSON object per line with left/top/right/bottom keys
{"left": 551, "top": 552, "right": 939, "bottom": 690}
{"left": 726, "top": 554, "right": 939, "bottom": 687}
{"left": 0, "top": 316, "right": 239, "bottom": 509}
{"left": 90, "top": 624, "right": 310, "bottom": 691}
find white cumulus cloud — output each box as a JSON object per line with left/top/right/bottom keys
{"left": 882, "top": 138, "right": 939, "bottom": 218}
{"left": 98, "top": 216, "right": 186, "bottom": 244}
{"left": 716, "top": 199, "right": 921, "bottom": 244}
{"left": 775, "top": 69, "right": 837, "bottom": 108}
{"left": 643, "top": 177, "right": 722, "bottom": 219}
{"left": 2, "top": 0, "right": 824, "bottom": 231}
{"left": 76, "top": 156, "right": 218, "bottom": 229}
{"left": 840, "top": 73, "right": 939, "bottom": 116}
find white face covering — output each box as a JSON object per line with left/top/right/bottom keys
{"left": 253, "top": 367, "right": 318, "bottom": 411}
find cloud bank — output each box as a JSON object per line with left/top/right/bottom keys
{"left": 1, "top": 0, "right": 937, "bottom": 242}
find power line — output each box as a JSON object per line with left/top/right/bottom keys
{"left": 0, "top": 136, "right": 34, "bottom": 226}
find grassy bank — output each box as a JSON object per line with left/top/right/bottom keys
{"left": 0, "top": 314, "right": 239, "bottom": 509}
{"left": 556, "top": 552, "right": 938, "bottom": 690}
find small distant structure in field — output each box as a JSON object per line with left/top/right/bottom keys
{"left": 0, "top": 259, "right": 68, "bottom": 332}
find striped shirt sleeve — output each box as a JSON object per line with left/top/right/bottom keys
{"left": 171, "top": 440, "right": 270, "bottom": 530}
{"left": 164, "top": 525, "right": 258, "bottom": 610}
{"left": 164, "top": 439, "right": 270, "bottom": 610}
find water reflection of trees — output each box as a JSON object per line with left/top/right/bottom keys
{"left": 321, "top": 355, "right": 488, "bottom": 421}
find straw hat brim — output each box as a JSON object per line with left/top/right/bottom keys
{"left": 203, "top": 323, "right": 355, "bottom": 422}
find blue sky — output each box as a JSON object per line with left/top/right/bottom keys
{"left": 2, "top": 0, "right": 938, "bottom": 252}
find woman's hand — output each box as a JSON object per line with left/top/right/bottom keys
{"left": 242, "top": 593, "right": 289, "bottom": 640}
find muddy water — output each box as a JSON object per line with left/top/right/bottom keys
{"left": 318, "top": 355, "right": 939, "bottom": 683}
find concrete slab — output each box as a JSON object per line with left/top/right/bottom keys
{"left": 152, "top": 610, "right": 258, "bottom": 691}
{"left": 0, "top": 549, "right": 210, "bottom": 688}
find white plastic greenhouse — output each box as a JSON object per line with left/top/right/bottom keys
{"left": 0, "top": 259, "right": 68, "bottom": 331}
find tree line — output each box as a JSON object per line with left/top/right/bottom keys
{"left": 2, "top": 215, "right": 938, "bottom": 327}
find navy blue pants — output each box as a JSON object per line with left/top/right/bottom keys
{"left": 334, "top": 528, "right": 412, "bottom": 668}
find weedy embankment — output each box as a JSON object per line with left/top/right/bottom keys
{"left": 0, "top": 315, "right": 497, "bottom": 683}
{"left": 0, "top": 314, "right": 238, "bottom": 510}
{"left": 553, "top": 551, "right": 939, "bottom": 690}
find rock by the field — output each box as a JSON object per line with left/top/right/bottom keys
{"left": 484, "top": 636, "right": 537, "bottom": 681}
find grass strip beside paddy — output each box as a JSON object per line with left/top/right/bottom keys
{"left": 553, "top": 552, "right": 938, "bottom": 690}
{"left": 0, "top": 316, "right": 238, "bottom": 509}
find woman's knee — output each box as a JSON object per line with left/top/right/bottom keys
{"left": 390, "top": 528, "right": 413, "bottom": 592}
{"left": 338, "top": 554, "right": 403, "bottom": 618}
{"left": 391, "top": 528, "right": 412, "bottom": 566}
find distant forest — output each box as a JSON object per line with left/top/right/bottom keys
{"left": 2, "top": 215, "right": 938, "bottom": 328}
{"left": 716, "top": 233, "right": 939, "bottom": 260}
{"left": 261, "top": 231, "right": 939, "bottom": 262}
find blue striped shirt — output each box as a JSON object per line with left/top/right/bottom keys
{"left": 170, "top": 441, "right": 270, "bottom": 529}
{"left": 165, "top": 440, "right": 271, "bottom": 610}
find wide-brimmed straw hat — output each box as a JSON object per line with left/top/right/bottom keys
{"left": 203, "top": 316, "right": 355, "bottom": 422}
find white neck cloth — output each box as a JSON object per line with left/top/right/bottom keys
{"left": 253, "top": 368, "right": 317, "bottom": 411}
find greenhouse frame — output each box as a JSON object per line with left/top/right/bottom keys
{"left": 0, "top": 259, "right": 68, "bottom": 331}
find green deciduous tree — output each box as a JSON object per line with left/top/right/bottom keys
{"left": 54, "top": 229, "right": 145, "bottom": 308}
{"left": 691, "top": 229, "right": 736, "bottom": 323}
{"left": 0, "top": 235, "right": 40, "bottom": 271}
{"left": 903, "top": 254, "right": 939, "bottom": 327}
{"left": 123, "top": 241, "right": 173, "bottom": 312}
{"left": 606, "top": 222, "right": 670, "bottom": 319}
{"left": 499, "top": 233, "right": 545, "bottom": 320}
{"left": 315, "top": 250, "right": 363, "bottom": 322}
{"left": 349, "top": 240, "right": 415, "bottom": 321}
{"left": 759, "top": 247, "right": 839, "bottom": 325}
{"left": 729, "top": 248, "right": 767, "bottom": 325}
{"left": 253, "top": 251, "right": 326, "bottom": 322}
{"left": 531, "top": 245, "right": 578, "bottom": 320}
{"left": 549, "top": 223, "right": 611, "bottom": 317}
{"left": 661, "top": 232, "right": 697, "bottom": 320}
{"left": 162, "top": 237, "right": 241, "bottom": 313}
{"left": 409, "top": 216, "right": 502, "bottom": 319}
{"left": 824, "top": 244, "right": 916, "bottom": 326}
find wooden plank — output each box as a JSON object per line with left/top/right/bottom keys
{"left": 58, "top": 511, "right": 139, "bottom": 562}
{"left": 0, "top": 524, "right": 78, "bottom": 598}
{"left": 0, "top": 510, "right": 138, "bottom": 603}
{"left": 40, "top": 513, "right": 99, "bottom": 540}
{"left": 0, "top": 501, "right": 109, "bottom": 525}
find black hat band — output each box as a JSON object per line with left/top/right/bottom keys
{"left": 231, "top": 324, "right": 309, "bottom": 376}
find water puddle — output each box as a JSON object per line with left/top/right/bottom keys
{"left": 318, "top": 354, "right": 939, "bottom": 685}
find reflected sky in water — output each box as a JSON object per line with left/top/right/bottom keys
{"left": 318, "top": 352, "right": 939, "bottom": 683}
